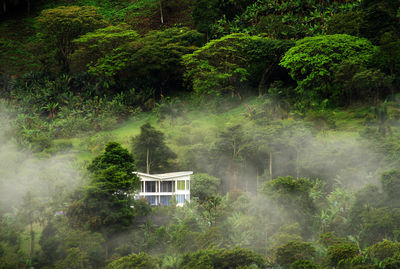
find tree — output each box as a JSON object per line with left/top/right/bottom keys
{"left": 17, "top": 191, "right": 44, "bottom": 266}
{"left": 191, "top": 173, "right": 221, "bottom": 201}
{"left": 359, "top": 207, "right": 400, "bottom": 245}
{"left": 183, "top": 33, "right": 252, "bottom": 97}
{"left": 261, "top": 176, "right": 316, "bottom": 237}
{"left": 36, "top": 6, "right": 107, "bottom": 71}
{"left": 105, "top": 253, "right": 160, "bottom": 269}
{"left": 359, "top": 0, "right": 400, "bottom": 44}
{"left": 290, "top": 259, "right": 317, "bottom": 269}
{"left": 212, "top": 124, "right": 248, "bottom": 191}
{"left": 367, "top": 240, "right": 400, "bottom": 262}
{"left": 57, "top": 247, "right": 91, "bottom": 269}
{"left": 132, "top": 123, "right": 177, "bottom": 174}
{"left": 326, "top": 11, "right": 363, "bottom": 36}
{"left": 183, "top": 33, "right": 293, "bottom": 97}
{"left": 275, "top": 241, "right": 316, "bottom": 269}
{"left": 199, "top": 195, "right": 223, "bottom": 227}
{"left": 59, "top": 229, "right": 106, "bottom": 268}
{"left": 179, "top": 246, "right": 267, "bottom": 269}
{"left": 87, "top": 27, "right": 204, "bottom": 96}
{"left": 71, "top": 24, "right": 139, "bottom": 73}
{"left": 68, "top": 142, "right": 140, "bottom": 236}
{"left": 39, "top": 221, "right": 62, "bottom": 266}
{"left": 280, "top": 34, "right": 377, "bottom": 107}
{"left": 381, "top": 170, "right": 400, "bottom": 204}
{"left": 193, "top": 0, "right": 220, "bottom": 37}
{"left": 327, "top": 241, "right": 358, "bottom": 267}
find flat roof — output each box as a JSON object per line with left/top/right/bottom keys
{"left": 134, "top": 171, "right": 193, "bottom": 180}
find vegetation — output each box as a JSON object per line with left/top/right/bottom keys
{"left": 1, "top": 0, "right": 400, "bottom": 268}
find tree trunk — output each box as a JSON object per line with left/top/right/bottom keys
{"left": 160, "top": 0, "right": 164, "bottom": 24}
{"left": 27, "top": 0, "right": 30, "bottom": 14}
{"left": 258, "top": 58, "right": 278, "bottom": 96}
{"left": 229, "top": 158, "right": 236, "bottom": 191}
{"left": 29, "top": 222, "right": 35, "bottom": 262}
{"left": 105, "top": 243, "right": 109, "bottom": 260}
{"left": 296, "top": 149, "right": 299, "bottom": 179}
{"left": 256, "top": 167, "right": 259, "bottom": 191}
{"left": 269, "top": 152, "right": 273, "bottom": 179}
{"left": 146, "top": 148, "right": 150, "bottom": 174}
{"left": 2, "top": 0, "right": 6, "bottom": 13}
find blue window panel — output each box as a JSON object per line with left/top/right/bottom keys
{"left": 160, "top": 195, "right": 172, "bottom": 206}
{"left": 176, "top": 194, "right": 185, "bottom": 204}
{"left": 145, "top": 195, "right": 156, "bottom": 205}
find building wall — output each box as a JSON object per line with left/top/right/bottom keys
{"left": 136, "top": 174, "right": 191, "bottom": 206}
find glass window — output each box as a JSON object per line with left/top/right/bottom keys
{"left": 145, "top": 181, "right": 156, "bottom": 192}
{"left": 145, "top": 195, "right": 156, "bottom": 205}
{"left": 176, "top": 194, "right": 185, "bottom": 204}
{"left": 177, "top": 180, "right": 185, "bottom": 190}
{"left": 160, "top": 195, "right": 172, "bottom": 206}
{"left": 160, "top": 181, "right": 173, "bottom": 192}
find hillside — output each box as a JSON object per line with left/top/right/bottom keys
{"left": 1, "top": 0, "right": 400, "bottom": 268}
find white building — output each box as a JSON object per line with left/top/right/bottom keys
{"left": 134, "top": 171, "right": 192, "bottom": 206}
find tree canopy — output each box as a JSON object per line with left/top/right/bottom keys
{"left": 68, "top": 142, "right": 140, "bottom": 234}
{"left": 36, "top": 5, "right": 107, "bottom": 71}
{"left": 280, "top": 34, "right": 377, "bottom": 108}
{"left": 132, "top": 123, "right": 177, "bottom": 174}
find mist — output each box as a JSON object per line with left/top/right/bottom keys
{"left": 0, "top": 104, "right": 82, "bottom": 215}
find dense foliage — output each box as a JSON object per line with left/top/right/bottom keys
{"left": 1, "top": 0, "right": 400, "bottom": 268}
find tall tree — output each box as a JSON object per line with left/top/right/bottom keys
{"left": 132, "top": 123, "right": 177, "bottom": 174}
{"left": 36, "top": 6, "right": 107, "bottom": 72}
{"left": 212, "top": 124, "right": 248, "bottom": 191}
{"left": 18, "top": 191, "right": 44, "bottom": 266}
{"left": 68, "top": 142, "right": 140, "bottom": 238}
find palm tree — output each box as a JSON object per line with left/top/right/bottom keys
{"left": 42, "top": 102, "right": 59, "bottom": 119}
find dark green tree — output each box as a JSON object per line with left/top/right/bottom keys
{"left": 367, "top": 240, "right": 400, "bottom": 262}
{"left": 68, "top": 142, "right": 140, "bottom": 236}
{"left": 39, "top": 221, "right": 61, "bottom": 266}
{"left": 179, "top": 246, "right": 267, "bottom": 269}
{"left": 275, "top": 241, "right": 316, "bottom": 269}
{"left": 105, "top": 252, "right": 160, "bottom": 269}
{"left": 327, "top": 241, "right": 358, "bottom": 267}
{"left": 57, "top": 247, "right": 91, "bottom": 269}
{"left": 359, "top": 0, "right": 400, "bottom": 44}
{"left": 17, "top": 191, "right": 44, "bottom": 266}
{"left": 193, "top": 0, "right": 220, "bottom": 37}
{"left": 290, "top": 259, "right": 317, "bottom": 269}
{"left": 183, "top": 33, "right": 293, "bottom": 97}
{"left": 132, "top": 123, "right": 177, "bottom": 174}
{"left": 381, "top": 170, "right": 400, "bottom": 204}
{"left": 87, "top": 27, "right": 204, "bottom": 96}
{"left": 36, "top": 6, "right": 107, "bottom": 71}
{"left": 262, "top": 176, "right": 317, "bottom": 237}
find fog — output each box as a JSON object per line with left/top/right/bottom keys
{"left": 0, "top": 105, "right": 82, "bottom": 215}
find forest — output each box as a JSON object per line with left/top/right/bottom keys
{"left": 1, "top": 0, "right": 400, "bottom": 268}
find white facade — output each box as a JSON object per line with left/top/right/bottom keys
{"left": 134, "top": 171, "right": 192, "bottom": 206}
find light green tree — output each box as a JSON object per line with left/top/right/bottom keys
{"left": 71, "top": 24, "right": 139, "bottom": 73}
{"left": 280, "top": 34, "right": 377, "bottom": 108}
